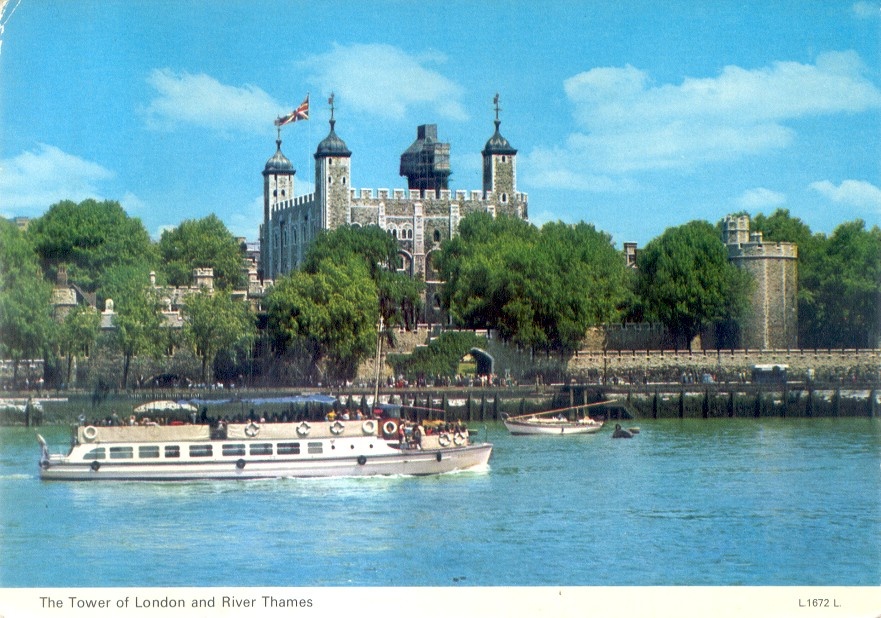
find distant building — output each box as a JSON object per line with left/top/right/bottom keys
{"left": 723, "top": 214, "right": 798, "bottom": 349}
{"left": 259, "top": 95, "right": 528, "bottom": 323}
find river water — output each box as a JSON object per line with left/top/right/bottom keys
{"left": 1, "top": 418, "right": 878, "bottom": 588}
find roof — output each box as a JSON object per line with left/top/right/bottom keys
{"left": 314, "top": 119, "right": 352, "bottom": 158}
{"left": 264, "top": 140, "right": 294, "bottom": 174}
{"left": 482, "top": 119, "right": 517, "bottom": 156}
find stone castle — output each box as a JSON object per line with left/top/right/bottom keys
{"left": 260, "top": 95, "right": 527, "bottom": 323}
{"left": 258, "top": 96, "right": 798, "bottom": 350}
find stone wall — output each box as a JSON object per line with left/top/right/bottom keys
{"left": 362, "top": 326, "right": 880, "bottom": 385}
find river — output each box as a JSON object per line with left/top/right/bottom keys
{"left": 1, "top": 418, "right": 878, "bottom": 588}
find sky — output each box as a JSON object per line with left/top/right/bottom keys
{"left": 1, "top": 0, "right": 879, "bottom": 247}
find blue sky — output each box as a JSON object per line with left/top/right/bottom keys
{"left": 1, "top": 0, "right": 879, "bottom": 247}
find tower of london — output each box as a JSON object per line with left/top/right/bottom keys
{"left": 260, "top": 96, "right": 528, "bottom": 323}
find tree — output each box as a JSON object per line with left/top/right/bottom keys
{"left": 101, "top": 265, "right": 166, "bottom": 389}
{"left": 0, "top": 219, "right": 56, "bottom": 385}
{"left": 158, "top": 214, "right": 245, "bottom": 290}
{"left": 636, "top": 220, "right": 751, "bottom": 348}
{"left": 436, "top": 213, "right": 631, "bottom": 353}
{"left": 26, "top": 199, "right": 158, "bottom": 292}
{"left": 181, "top": 290, "right": 256, "bottom": 384}
{"left": 265, "top": 257, "right": 378, "bottom": 384}
{"left": 304, "top": 225, "right": 424, "bottom": 331}
{"left": 57, "top": 305, "right": 101, "bottom": 386}
{"left": 809, "top": 220, "right": 880, "bottom": 348}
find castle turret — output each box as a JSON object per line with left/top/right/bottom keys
{"left": 400, "top": 124, "right": 450, "bottom": 193}
{"left": 314, "top": 94, "right": 352, "bottom": 232}
{"left": 725, "top": 214, "right": 798, "bottom": 349}
{"left": 482, "top": 94, "right": 518, "bottom": 203}
{"left": 261, "top": 139, "right": 295, "bottom": 279}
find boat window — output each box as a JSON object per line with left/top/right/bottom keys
{"left": 138, "top": 446, "right": 160, "bottom": 459}
{"left": 307, "top": 442, "right": 323, "bottom": 454}
{"left": 277, "top": 442, "right": 300, "bottom": 455}
{"left": 109, "top": 447, "right": 134, "bottom": 459}
{"left": 222, "top": 444, "right": 246, "bottom": 457}
{"left": 189, "top": 445, "right": 213, "bottom": 457}
{"left": 83, "top": 447, "right": 105, "bottom": 460}
{"left": 164, "top": 445, "right": 180, "bottom": 458}
{"left": 249, "top": 443, "right": 273, "bottom": 456}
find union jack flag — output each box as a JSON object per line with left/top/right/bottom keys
{"left": 274, "top": 95, "right": 309, "bottom": 127}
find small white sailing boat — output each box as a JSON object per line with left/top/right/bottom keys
{"left": 502, "top": 401, "right": 610, "bottom": 435}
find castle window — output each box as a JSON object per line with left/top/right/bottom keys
{"left": 501, "top": 193, "right": 508, "bottom": 203}
{"left": 433, "top": 229, "right": 441, "bottom": 242}
{"left": 501, "top": 156, "right": 507, "bottom": 163}
{"left": 434, "top": 294, "right": 442, "bottom": 309}
{"left": 328, "top": 177, "right": 333, "bottom": 185}
{"left": 342, "top": 176, "right": 347, "bottom": 185}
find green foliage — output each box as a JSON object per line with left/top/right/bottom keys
{"left": 636, "top": 220, "right": 751, "bottom": 347}
{"left": 57, "top": 305, "right": 101, "bottom": 384}
{"left": 265, "top": 257, "right": 379, "bottom": 383}
{"left": 26, "top": 199, "right": 158, "bottom": 292}
{"left": 181, "top": 290, "right": 256, "bottom": 383}
{"left": 304, "top": 225, "right": 424, "bottom": 330}
{"left": 387, "top": 331, "right": 487, "bottom": 380}
{"left": 0, "top": 219, "right": 56, "bottom": 373}
{"left": 436, "top": 213, "right": 630, "bottom": 353}
{"left": 101, "top": 264, "right": 166, "bottom": 388}
{"left": 158, "top": 214, "right": 245, "bottom": 290}
{"left": 806, "top": 220, "right": 880, "bottom": 348}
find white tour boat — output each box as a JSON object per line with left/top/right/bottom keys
{"left": 502, "top": 402, "right": 610, "bottom": 435}
{"left": 37, "top": 415, "right": 492, "bottom": 481}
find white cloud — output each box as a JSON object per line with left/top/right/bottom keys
{"left": 736, "top": 187, "right": 787, "bottom": 209}
{"left": 546, "top": 51, "right": 881, "bottom": 177}
{"left": 809, "top": 179, "right": 881, "bottom": 213}
{"left": 852, "top": 2, "right": 879, "bottom": 19}
{"left": 0, "top": 144, "right": 114, "bottom": 215}
{"left": 143, "top": 69, "right": 284, "bottom": 133}
{"left": 298, "top": 43, "right": 466, "bottom": 121}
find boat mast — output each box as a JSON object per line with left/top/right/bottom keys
{"left": 373, "top": 316, "right": 383, "bottom": 409}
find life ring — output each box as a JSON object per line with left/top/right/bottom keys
{"left": 297, "top": 421, "right": 311, "bottom": 436}
{"left": 361, "top": 419, "right": 378, "bottom": 435}
{"left": 83, "top": 426, "right": 98, "bottom": 441}
{"left": 244, "top": 422, "right": 260, "bottom": 437}
{"left": 90, "top": 460, "right": 101, "bottom": 472}
{"left": 357, "top": 455, "right": 367, "bottom": 466}
{"left": 330, "top": 420, "right": 345, "bottom": 435}
{"left": 236, "top": 459, "right": 246, "bottom": 470}
{"left": 453, "top": 433, "right": 466, "bottom": 446}
{"left": 438, "top": 433, "right": 451, "bottom": 447}
{"left": 382, "top": 420, "right": 398, "bottom": 439}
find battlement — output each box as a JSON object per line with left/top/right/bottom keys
{"left": 728, "top": 241, "right": 798, "bottom": 261}
{"left": 347, "top": 187, "right": 528, "bottom": 204}
{"left": 270, "top": 193, "right": 317, "bottom": 215}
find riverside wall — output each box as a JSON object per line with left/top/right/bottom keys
{"left": 371, "top": 326, "right": 880, "bottom": 385}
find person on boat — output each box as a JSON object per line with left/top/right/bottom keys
{"left": 455, "top": 419, "right": 467, "bottom": 436}
{"left": 412, "top": 424, "right": 423, "bottom": 450}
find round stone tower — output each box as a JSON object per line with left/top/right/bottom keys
{"left": 724, "top": 214, "right": 798, "bottom": 349}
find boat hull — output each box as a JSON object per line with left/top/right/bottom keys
{"left": 38, "top": 421, "right": 492, "bottom": 481}
{"left": 503, "top": 419, "right": 603, "bottom": 435}
{"left": 40, "top": 444, "right": 491, "bottom": 481}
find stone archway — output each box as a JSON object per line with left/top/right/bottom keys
{"left": 470, "top": 347, "right": 494, "bottom": 376}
